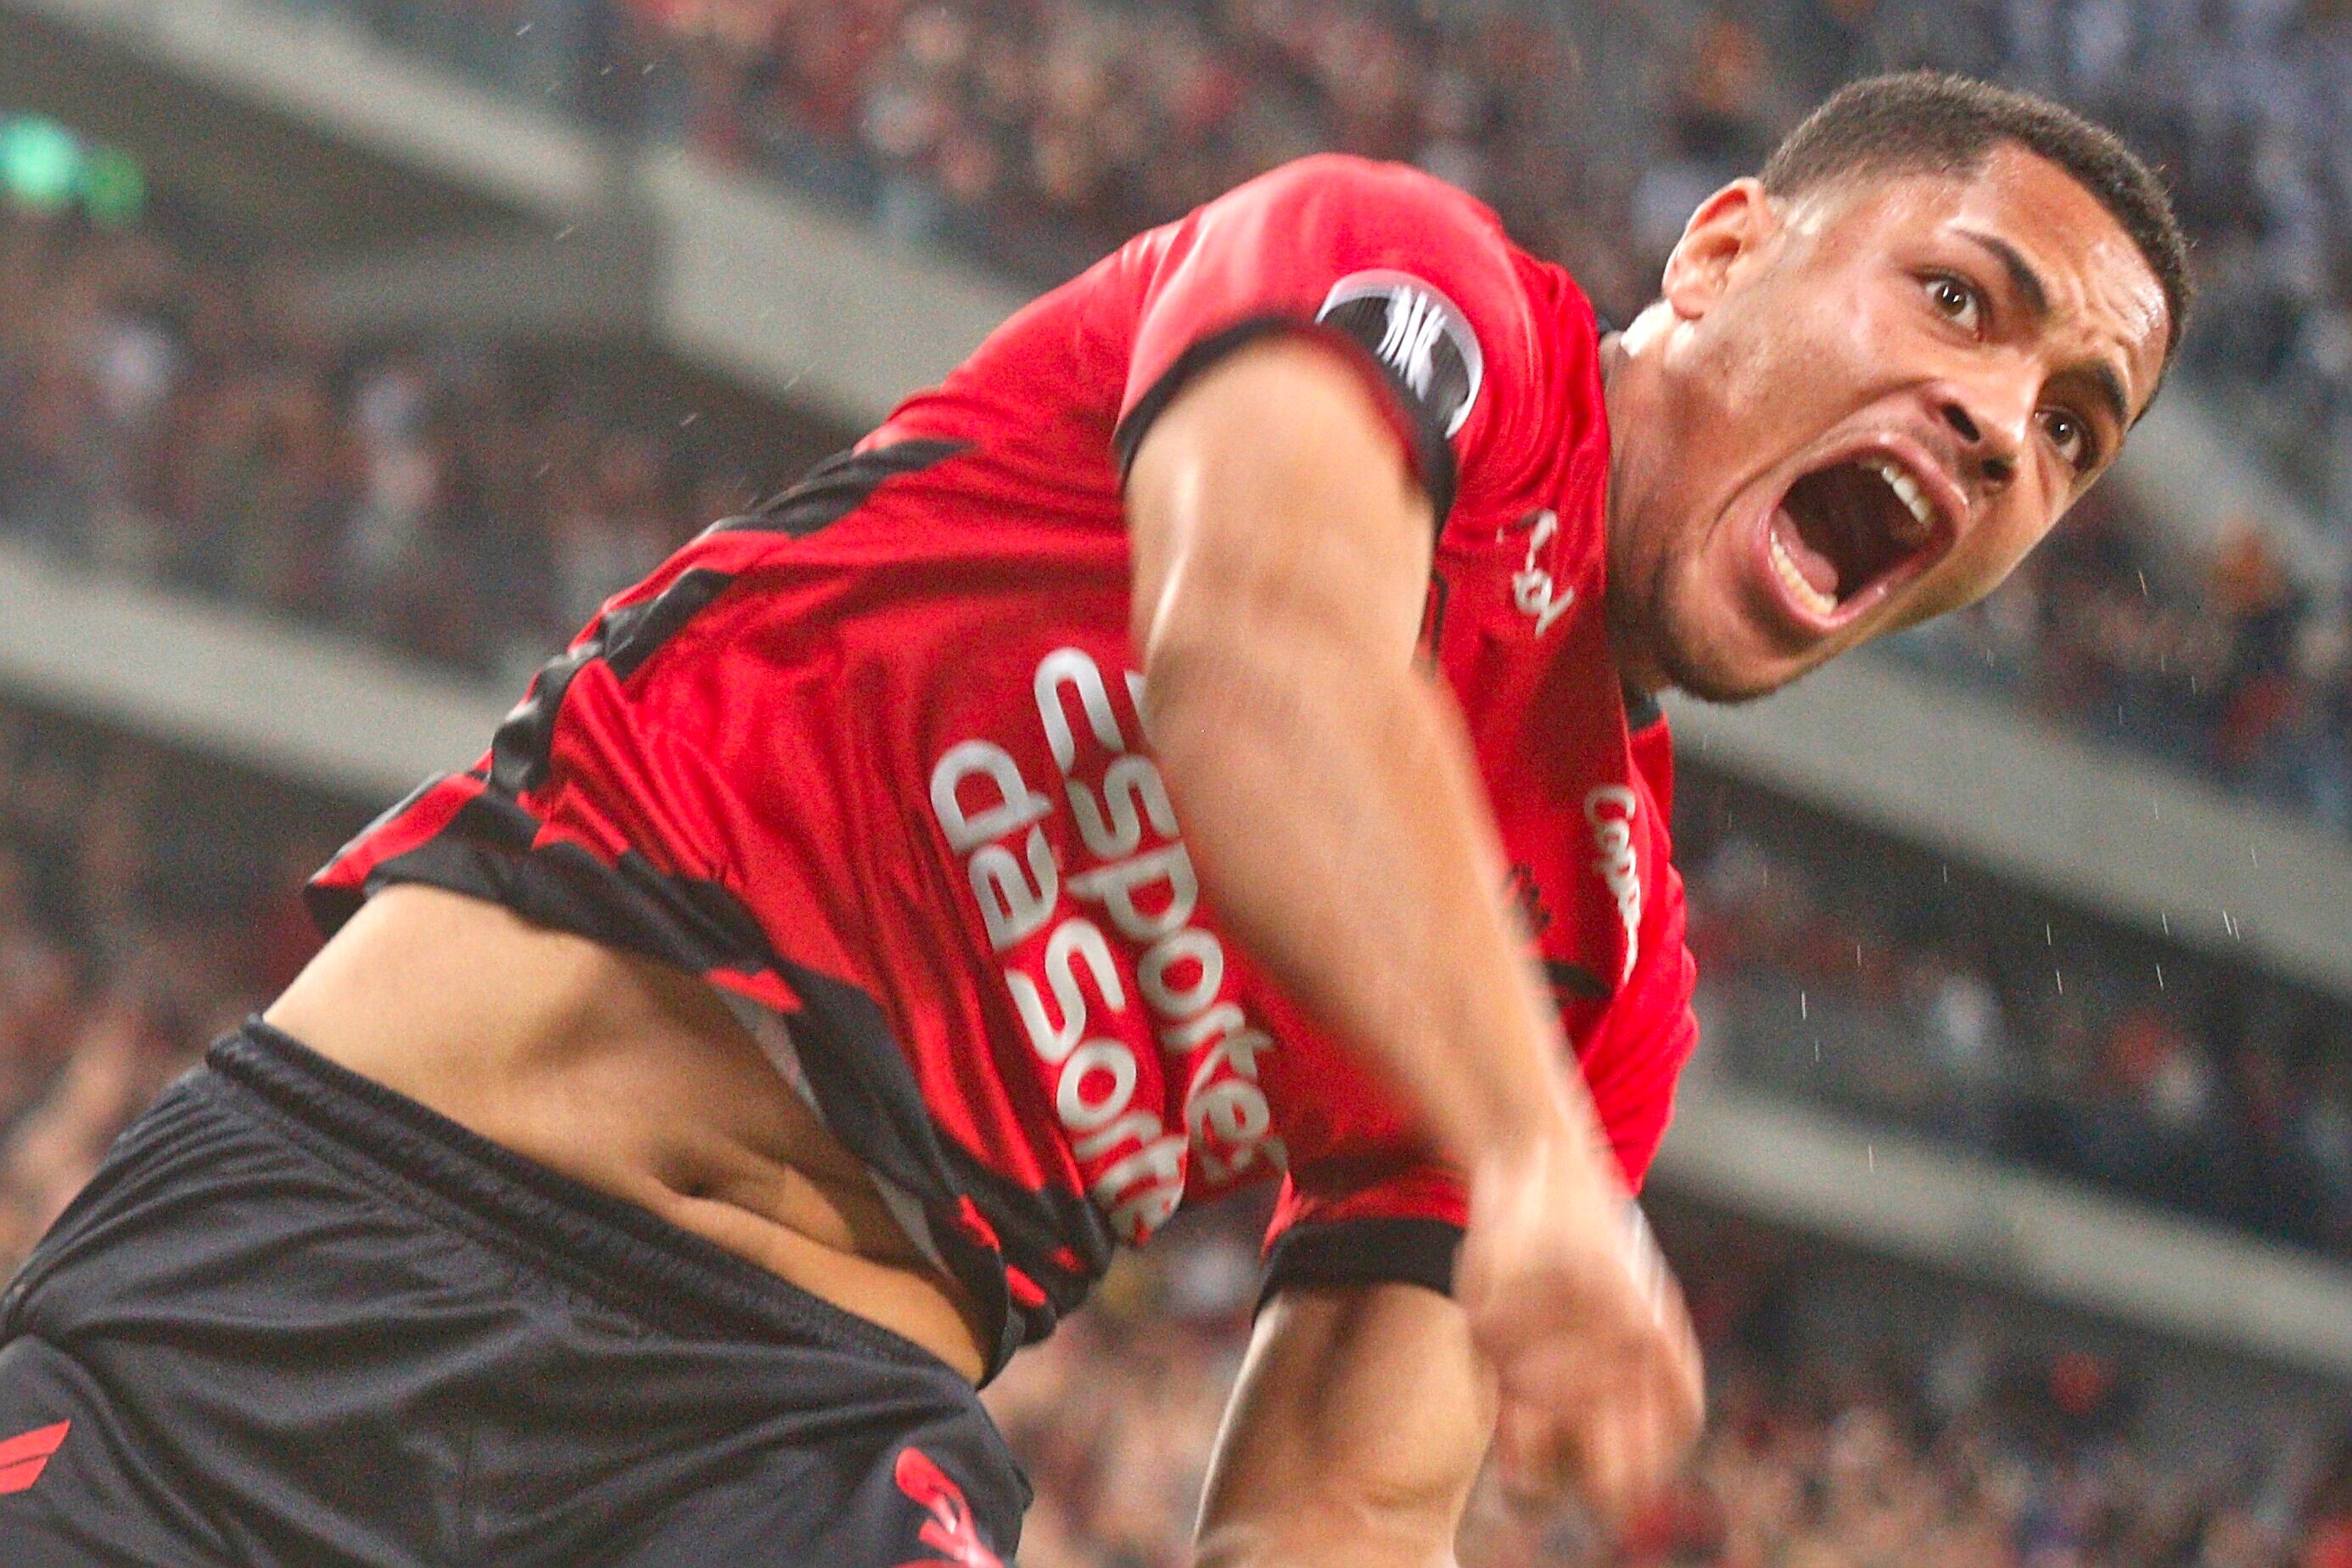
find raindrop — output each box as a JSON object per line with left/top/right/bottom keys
{"left": 679, "top": 412, "right": 700, "bottom": 428}
{"left": 1868, "top": 1145, "right": 1875, "bottom": 1172}
{"left": 2054, "top": 969, "right": 2064, "bottom": 995}
{"left": 2155, "top": 963, "right": 2165, "bottom": 990}
{"left": 1800, "top": 990, "right": 1808, "bottom": 1021}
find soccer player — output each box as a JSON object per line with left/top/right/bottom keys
{"left": 0, "top": 73, "right": 2184, "bottom": 1565}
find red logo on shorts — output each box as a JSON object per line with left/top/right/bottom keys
{"left": 892, "top": 1448, "right": 1004, "bottom": 1568}
{"left": 0, "top": 1420, "right": 69, "bottom": 1495}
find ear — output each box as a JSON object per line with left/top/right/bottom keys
{"left": 1660, "top": 178, "right": 1777, "bottom": 322}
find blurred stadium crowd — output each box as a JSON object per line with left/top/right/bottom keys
{"left": 988, "top": 1204, "right": 2352, "bottom": 1567}
{"left": 1680, "top": 789, "right": 2352, "bottom": 1260}
{"left": 5, "top": 0, "right": 2349, "bottom": 834}
{"left": 0, "top": 205, "right": 768, "bottom": 680}
{"left": 3, "top": 0, "right": 2352, "bottom": 1561}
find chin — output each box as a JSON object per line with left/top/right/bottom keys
{"left": 1652, "top": 639, "right": 1806, "bottom": 706}
{"left": 1620, "top": 568, "right": 1820, "bottom": 707}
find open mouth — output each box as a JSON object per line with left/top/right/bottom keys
{"left": 1764, "top": 452, "right": 1951, "bottom": 628}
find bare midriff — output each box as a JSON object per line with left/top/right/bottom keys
{"left": 263, "top": 883, "right": 993, "bottom": 1383}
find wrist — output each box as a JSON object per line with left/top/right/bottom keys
{"left": 1466, "top": 1106, "right": 1622, "bottom": 1224}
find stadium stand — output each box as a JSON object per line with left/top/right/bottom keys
{"left": 0, "top": 0, "right": 2349, "bottom": 1561}
{"left": 8, "top": 0, "right": 2350, "bottom": 838}
{"left": 1682, "top": 770, "right": 2352, "bottom": 1260}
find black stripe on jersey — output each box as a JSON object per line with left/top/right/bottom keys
{"left": 345, "top": 796, "right": 775, "bottom": 979}
{"left": 602, "top": 568, "right": 736, "bottom": 683}
{"left": 937, "top": 1139, "right": 1116, "bottom": 1324}
{"left": 720, "top": 439, "right": 971, "bottom": 538}
{"left": 495, "top": 440, "right": 969, "bottom": 798}
{"left": 1544, "top": 957, "right": 1613, "bottom": 1002}
{"left": 1113, "top": 315, "right": 1459, "bottom": 523}
{"left": 490, "top": 568, "right": 739, "bottom": 798}
{"left": 1624, "top": 683, "right": 1665, "bottom": 732}
{"left": 1257, "top": 1216, "right": 1463, "bottom": 1311}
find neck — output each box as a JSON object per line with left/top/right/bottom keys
{"left": 1599, "top": 307, "right": 1674, "bottom": 695}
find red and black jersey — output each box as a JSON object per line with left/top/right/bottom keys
{"left": 312, "top": 155, "right": 1699, "bottom": 1378}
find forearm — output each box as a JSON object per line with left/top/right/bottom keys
{"left": 1195, "top": 1285, "right": 1493, "bottom": 1568}
{"left": 1146, "top": 635, "right": 1593, "bottom": 1173}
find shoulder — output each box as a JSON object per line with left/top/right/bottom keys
{"left": 1223, "top": 153, "right": 1505, "bottom": 223}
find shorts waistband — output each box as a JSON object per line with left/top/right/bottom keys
{"left": 207, "top": 1019, "right": 949, "bottom": 1375}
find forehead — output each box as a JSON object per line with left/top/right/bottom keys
{"left": 1813, "top": 144, "right": 2172, "bottom": 415}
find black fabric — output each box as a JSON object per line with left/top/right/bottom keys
{"left": 490, "top": 567, "right": 740, "bottom": 797}
{"left": 330, "top": 799, "right": 785, "bottom": 988}
{"left": 0, "top": 1022, "right": 1027, "bottom": 1567}
{"left": 722, "top": 440, "right": 972, "bottom": 538}
{"left": 1543, "top": 957, "right": 1613, "bottom": 1003}
{"left": 494, "top": 438, "right": 969, "bottom": 798}
{"left": 1622, "top": 683, "right": 1666, "bottom": 733}
{"left": 1257, "top": 1216, "right": 1464, "bottom": 1314}
{"left": 1113, "top": 315, "right": 1460, "bottom": 523}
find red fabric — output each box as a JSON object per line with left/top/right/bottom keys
{"left": 2305, "top": 1518, "right": 2352, "bottom": 1568}
{"left": 316, "top": 156, "right": 1700, "bottom": 1343}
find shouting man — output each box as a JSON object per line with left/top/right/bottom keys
{"left": 0, "top": 72, "right": 2185, "bottom": 1565}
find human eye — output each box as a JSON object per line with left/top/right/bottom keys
{"left": 1923, "top": 272, "right": 1985, "bottom": 336}
{"left": 2040, "top": 406, "right": 2098, "bottom": 474}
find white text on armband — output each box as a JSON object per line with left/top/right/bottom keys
{"left": 927, "top": 648, "right": 1287, "bottom": 1245}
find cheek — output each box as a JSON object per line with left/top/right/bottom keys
{"left": 1925, "top": 508, "right": 2056, "bottom": 620}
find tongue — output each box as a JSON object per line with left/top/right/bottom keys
{"left": 1772, "top": 507, "right": 1840, "bottom": 597}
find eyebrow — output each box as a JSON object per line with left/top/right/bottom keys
{"left": 1955, "top": 227, "right": 2135, "bottom": 440}
{"left": 1957, "top": 228, "right": 2049, "bottom": 321}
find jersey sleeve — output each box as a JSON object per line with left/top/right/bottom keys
{"left": 1258, "top": 1154, "right": 1469, "bottom": 1307}
{"left": 1112, "top": 154, "right": 1539, "bottom": 522}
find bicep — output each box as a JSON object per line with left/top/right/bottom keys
{"left": 1123, "top": 334, "right": 1436, "bottom": 679}
{"left": 1195, "top": 1282, "right": 1496, "bottom": 1568}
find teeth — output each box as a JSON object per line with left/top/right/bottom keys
{"left": 1862, "top": 456, "right": 1935, "bottom": 544}
{"left": 1770, "top": 525, "right": 1840, "bottom": 619}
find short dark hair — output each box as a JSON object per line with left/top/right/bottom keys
{"left": 1759, "top": 71, "right": 2192, "bottom": 366}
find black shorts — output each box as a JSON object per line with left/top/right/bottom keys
{"left": 0, "top": 1022, "right": 1028, "bottom": 1566}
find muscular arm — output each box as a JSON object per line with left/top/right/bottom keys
{"left": 1194, "top": 1285, "right": 1492, "bottom": 1568}
{"left": 1126, "top": 337, "right": 1702, "bottom": 1535}
{"left": 1126, "top": 336, "right": 1589, "bottom": 1180}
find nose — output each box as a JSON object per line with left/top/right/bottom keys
{"left": 1939, "top": 400, "right": 2017, "bottom": 490}
{"left": 1938, "top": 376, "right": 2030, "bottom": 493}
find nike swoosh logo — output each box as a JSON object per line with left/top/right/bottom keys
{"left": 0, "top": 1420, "right": 69, "bottom": 1495}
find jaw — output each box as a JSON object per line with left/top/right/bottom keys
{"left": 1618, "top": 438, "right": 1965, "bottom": 703}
